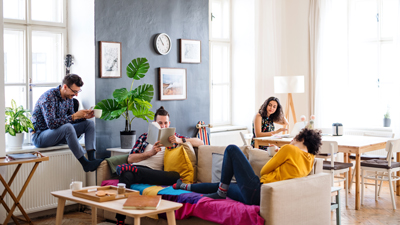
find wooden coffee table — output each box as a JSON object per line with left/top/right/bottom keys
{"left": 51, "top": 188, "right": 182, "bottom": 225}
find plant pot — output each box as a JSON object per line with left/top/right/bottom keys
{"left": 6, "top": 133, "right": 24, "bottom": 148}
{"left": 384, "top": 118, "right": 391, "bottom": 127}
{"left": 120, "top": 130, "right": 136, "bottom": 149}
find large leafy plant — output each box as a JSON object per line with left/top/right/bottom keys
{"left": 5, "top": 99, "right": 34, "bottom": 136}
{"left": 95, "top": 57, "right": 155, "bottom": 131}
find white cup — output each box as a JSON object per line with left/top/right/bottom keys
{"left": 268, "top": 146, "right": 278, "bottom": 157}
{"left": 70, "top": 181, "right": 83, "bottom": 191}
{"left": 93, "top": 109, "right": 102, "bottom": 118}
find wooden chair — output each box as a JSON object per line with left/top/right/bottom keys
{"left": 361, "top": 138, "right": 400, "bottom": 210}
{"left": 239, "top": 132, "right": 253, "bottom": 146}
{"left": 349, "top": 132, "right": 395, "bottom": 192}
{"left": 321, "top": 140, "right": 353, "bottom": 206}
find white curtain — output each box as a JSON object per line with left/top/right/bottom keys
{"left": 311, "top": 0, "right": 400, "bottom": 136}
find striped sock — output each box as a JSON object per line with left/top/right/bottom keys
{"left": 116, "top": 164, "right": 137, "bottom": 176}
{"left": 173, "top": 179, "right": 191, "bottom": 191}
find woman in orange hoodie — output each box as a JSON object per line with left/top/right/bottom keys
{"left": 174, "top": 128, "right": 322, "bottom": 205}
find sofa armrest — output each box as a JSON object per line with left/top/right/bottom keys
{"left": 96, "top": 160, "right": 113, "bottom": 186}
{"left": 259, "top": 173, "right": 331, "bottom": 225}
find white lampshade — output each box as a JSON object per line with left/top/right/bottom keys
{"left": 274, "top": 76, "right": 304, "bottom": 94}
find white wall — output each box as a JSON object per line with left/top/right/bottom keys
{"left": 0, "top": 0, "right": 5, "bottom": 158}
{"left": 67, "top": 0, "right": 95, "bottom": 110}
{"left": 67, "top": 0, "right": 96, "bottom": 185}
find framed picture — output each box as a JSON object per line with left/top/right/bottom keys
{"left": 99, "top": 41, "right": 122, "bottom": 78}
{"left": 159, "top": 68, "right": 187, "bottom": 101}
{"left": 179, "top": 39, "right": 201, "bottom": 63}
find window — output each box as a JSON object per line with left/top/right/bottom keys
{"left": 316, "top": 0, "right": 400, "bottom": 128}
{"left": 3, "top": 0, "right": 66, "bottom": 110}
{"left": 209, "top": 0, "right": 232, "bottom": 126}
{"left": 3, "top": 0, "right": 66, "bottom": 144}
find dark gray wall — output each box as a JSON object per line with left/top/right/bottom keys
{"left": 95, "top": 0, "right": 210, "bottom": 158}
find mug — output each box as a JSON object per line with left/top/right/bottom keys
{"left": 93, "top": 109, "right": 102, "bottom": 118}
{"left": 268, "top": 146, "right": 278, "bottom": 157}
{"left": 70, "top": 181, "right": 83, "bottom": 191}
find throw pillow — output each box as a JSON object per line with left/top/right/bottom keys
{"left": 131, "top": 144, "right": 165, "bottom": 170}
{"left": 181, "top": 142, "right": 198, "bottom": 182}
{"left": 211, "top": 153, "right": 236, "bottom": 183}
{"left": 164, "top": 145, "right": 194, "bottom": 183}
{"left": 248, "top": 149, "right": 272, "bottom": 177}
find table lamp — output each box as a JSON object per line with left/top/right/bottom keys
{"left": 274, "top": 76, "right": 304, "bottom": 131}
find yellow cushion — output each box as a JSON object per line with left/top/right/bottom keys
{"left": 164, "top": 145, "right": 194, "bottom": 183}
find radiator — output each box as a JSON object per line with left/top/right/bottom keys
{"left": 210, "top": 128, "right": 249, "bottom": 146}
{"left": 6, "top": 149, "right": 86, "bottom": 215}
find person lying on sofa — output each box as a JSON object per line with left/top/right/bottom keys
{"left": 174, "top": 128, "right": 322, "bottom": 205}
{"left": 115, "top": 106, "right": 203, "bottom": 225}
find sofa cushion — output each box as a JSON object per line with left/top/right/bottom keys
{"left": 248, "top": 149, "right": 272, "bottom": 177}
{"left": 211, "top": 153, "right": 236, "bottom": 183}
{"left": 361, "top": 159, "right": 400, "bottom": 169}
{"left": 164, "top": 145, "right": 194, "bottom": 183}
{"left": 132, "top": 144, "right": 165, "bottom": 170}
{"left": 197, "top": 145, "right": 251, "bottom": 183}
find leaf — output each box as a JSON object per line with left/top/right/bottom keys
{"left": 11, "top": 99, "right": 17, "bottom": 110}
{"left": 8, "top": 127, "right": 16, "bottom": 136}
{"left": 131, "top": 98, "right": 152, "bottom": 110}
{"left": 95, "top": 99, "right": 123, "bottom": 120}
{"left": 126, "top": 58, "right": 150, "bottom": 80}
{"left": 131, "top": 104, "right": 155, "bottom": 122}
{"left": 131, "top": 84, "right": 154, "bottom": 102}
{"left": 113, "top": 88, "right": 130, "bottom": 103}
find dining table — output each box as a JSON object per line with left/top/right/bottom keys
{"left": 253, "top": 134, "right": 397, "bottom": 210}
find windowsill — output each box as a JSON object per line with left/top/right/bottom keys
{"left": 6, "top": 143, "right": 85, "bottom": 154}
{"left": 210, "top": 125, "right": 248, "bottom": 133}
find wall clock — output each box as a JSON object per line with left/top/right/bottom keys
{"left": 154, "top": 33, "right": 172, "bottom": 55}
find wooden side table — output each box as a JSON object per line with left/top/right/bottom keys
{"left": 0, "top": 153, "right": 49, "bottom": 224}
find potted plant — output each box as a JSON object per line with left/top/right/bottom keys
{"left": 5, "top": 99, "right": 34, "bottom": 148}
{"left": 95, "top": 57, "right": 155, "bottom": 149}
{"left": 384, "top": 111, "right": 391, "bottom": 127}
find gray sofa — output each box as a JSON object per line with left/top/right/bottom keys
{"left": 96, "top": 145, "right": 331, "bottom": 225}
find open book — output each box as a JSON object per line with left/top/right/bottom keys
{"left": 123, "top": 195, "right": 161, "bottom": 210}
{"left": 147, "top": 122, "right": 176, "bottom": 147}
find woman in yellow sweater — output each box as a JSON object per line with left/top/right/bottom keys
{"left": 173, "top": 128, "right": 322, "bottom": 205}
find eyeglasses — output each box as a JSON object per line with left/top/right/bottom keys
{"left": 67, "top": 85, "right": 82, "bottom": 95}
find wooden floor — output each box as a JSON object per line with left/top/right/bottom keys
{"left": 10, "top": 182, "right": 400, "bottom": 225}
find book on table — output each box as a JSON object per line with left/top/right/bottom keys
{"left": 123, "top": 195, "right": 162, "bottom": 210}
{"left": 147, "top": 122, "right": 176, "bottom": 147}
{"left": 7, "top": 153, "right": 38, "bottom": 160}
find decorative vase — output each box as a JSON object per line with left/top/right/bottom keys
{"left": 6, "top": 133, "right": 25, "bottom": 148}
{"left": 383, "top": 118, "right": 391, "bottom": 127}
{"left": 120, "top": 130, "right": 136, "bottom": 149}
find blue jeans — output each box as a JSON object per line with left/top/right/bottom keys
{"left": 32, "top": 120, "right": 95, "bottom": 159}
{"left": 191, "top": 145, "right": 261, "bottom": 205}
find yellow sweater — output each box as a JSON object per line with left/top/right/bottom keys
{"left": 260, "top": 144, "right": 315, "bottom": 184}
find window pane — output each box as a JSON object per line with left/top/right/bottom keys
{"left": 5, "top": 86, "right": 27, "bottom": 109}
{"left": 3, "top": 0, "right": 25, "bottom": 20}
{"left": 211, "top": 43, "right": 230, "bottom": 83}
{"left": 31, "top": 0, "right": 63, "bottom": 23}
{"left": 31, "top": 31, "right": 63, "bottom": 83}
{"left": 212, "top": 85, "right": 230, "bottom": 124}
{"left": 4, "top": 29, "right": 25, "bottom": 83}
{"left": 349, "top": 42, "right": 378, "bottom": 80}
{"left": 351, "top": 0, "right": 378, "bottom": 40}
{"left": 381, "top": 0, "right": 398, "bottom": 38}
{"left": 380, "top": 42, "right": 400, "bottom": 83}
{"left": 211, "top": 0, "right": 230, "bottom": 39}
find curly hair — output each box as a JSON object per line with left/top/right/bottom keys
{"left": 154, "top": 106, "right": 169, "bottom": 121}
{"left": 293, "top": 128, "right": 322, "bottom": 155}
{"left": 62, "top": 74, "right": 84, "bottom": 87}
{"left": 259, "top": 97, "right": 284, "bottom": 122}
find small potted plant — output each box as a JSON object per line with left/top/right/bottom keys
{"left": 5, "top": 99, "right": 35, "bottom": 148}
{"left": 95, "top": 57, "right": 155, "bottom": 149}
{"left": 384, "top": 111, "right": 391, "bottom": 127}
